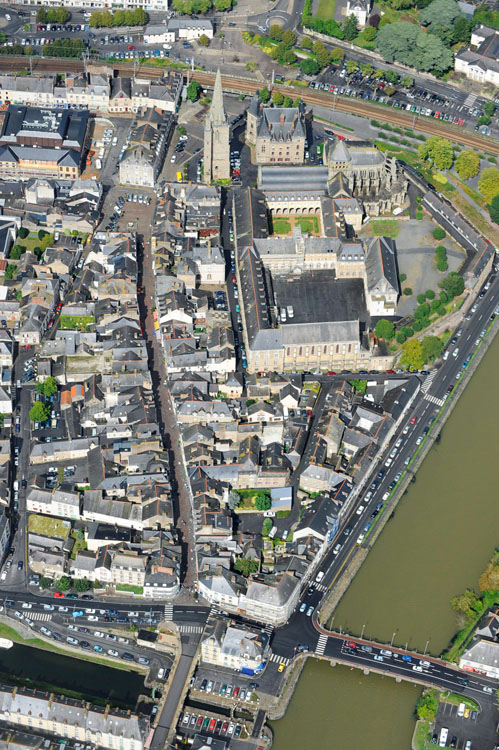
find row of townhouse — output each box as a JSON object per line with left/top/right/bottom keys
{"left": 0, "top": 72, "right": 183, "bottom": 115}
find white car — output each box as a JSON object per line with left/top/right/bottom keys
{"left": 356, "top": 533, "right": 365, "bottom": 545}
{"left": 355, "top": 505, "right": 364, "bottom": 515}
{"left": 87, "top": 615, "right": 98, "bottom": 621}
{"left": 22, "top": 602, "right": 32, "bottom": 609}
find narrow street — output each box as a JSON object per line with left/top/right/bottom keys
{"left": 136, "top": 229, "right": 198, "bottom": 592}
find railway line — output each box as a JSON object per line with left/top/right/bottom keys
{"left": 0, "top": 57, "right": 497, "bottom": 153}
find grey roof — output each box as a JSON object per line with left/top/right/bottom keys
{"left": 259, "top": 165, "right": 328, "bottom": 191}
{"left": 206, "top": 68, "right": 227, "bottom": 128}
{"left": 365, "top": 236, "right": 399, "bottom": 296}
{"left": 281, "top": 320, "right": 359, "bottom": 345}
{"left": 257, "top": 104, "right": 306, "bottom": 142}
{"left": 461, "top": 639, "right": 499, "bottom": 670}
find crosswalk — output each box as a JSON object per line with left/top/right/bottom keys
{"left": 424, "top": 393, "right": 445, "bottom": 407}
{"left": 263, "top": 624, "right": 274, "bottom": 637}
{"left": 313, "top": 583, "right": 328, "bottom": 593}
{"left": 28, "top": 612, "right": 52, "bottom": 621}
{"left": 163, "top": 603, "right": 173, "bottom": 620}
{"left": 464, "top": 93, "right": 476, "bottom": 108}
{"left": 420, "top": 370, "right": 437, "bottom": 394}
{"left": 269, "top": 653, "right": 290, "bottom": 665}
{"left": 315, "top": 634, "right": 328, "bottom": 656}
{"left": 179, "top": 624, "right": 204, "bottom": 634}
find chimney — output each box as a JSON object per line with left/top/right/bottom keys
{"left": 280, "top": 114, "right": 285, "bottom": 127}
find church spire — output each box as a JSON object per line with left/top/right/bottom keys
{"left": 208, "top": 69, "right": 226, "bottom": 127}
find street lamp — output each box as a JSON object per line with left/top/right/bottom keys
{"left": 390, "top": 631, "right": 397, "bottom": 647}
{"left": 424, "top": 639, "right": 430, "bottom": 655}
{"left": 361, "top": 623, "right": 366, "bottom": 639}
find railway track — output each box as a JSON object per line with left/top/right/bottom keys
{"left": 0, "top": 57, "right": 497, "bottom": 153}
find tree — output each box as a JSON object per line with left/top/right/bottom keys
{"left": 403, "top": 287, "right": 413, "bottom": 295}
{"left": 439, "top": 271, "right": 464, "bottom": 298}
{"left": 415, "top": 302, "right": 430, "bottom": 318}
{"left": 399, "top": 273, "right": 407, "bottom": 282}
{"left": 10, "top": 245, "right": 24, "bottom": 260}
{"left": 280, "top": 48, "right": 297, "bottom": 65}
{"left": 228, "top": 491, "right": 241, "bottom": 510}
{"left": 186, "top": 81, "right": 201, "bottom": 102}
{"left": 433, "top": 226, "right": 446, "bottom": 240}
{"left": 74, "top": 578, "right": 91, "bottom": 592}
{"left": 38, "top": 229, "right": 48, "bottom": 241}
{"left": 293, "top": 97, "right": 302, "bottom": 107}
{"left": 417, "top": 293, "right": 426, "bottom": 304}
{"left": 260, "top": 87, "right": 270, "bottom": 103}
{"left": 483, "top": 101, "right": 496, "bottom": 117}
{"left": 312, "top": 40, "right": 325, "bottom": 56}
{"left": 425, "top": 289, "right": 435, "bottom": 300}
{"left": 329, "top": 47, "right": 344, "bottom": 64}
{"left": 384, "top": 69, "right": 399, "bottom": 84}
{"left": 452, "top": 15, "right": 471, "bottom": 43}
{"left": 272, "top": 90, "right": 284, "bottom": 106}
{"left": 40, "top": 576, "right": 52, "bottom": 590}
{"left": 301, "top": 36, "right": 313, "bottom": 49}
{"left": 343, "top": 14, "right": 359, "bottom": 41}
{"left": 418, "top": 136, "right": 454, "bottom": 170}
{"left": 29, "top": 402, "right": 50, "bottom": 423}
{"left": 345, "top": 59, "right": 358, "bottom": 74}
{"left": 36, "top": 8, "right": 47, "bottom": 22}
{"left": 283, "top": 96, "right": 293, "bottom": 107}
{"left": 396, "top": 331, "right": 406, "bottom": 344}
{"left": 416, "top": 690, "right": 439, "bottom": 721}
{"left": 374, "top": 319, "right": 395, "bottom": 340}
{"left": 422, "top": 335, "right": 444, "bottom": 362}
{"left": 419, "top": 0, "right": 463, "bottom": 34}
{"left": 400, "top": 339, "right": 425, "bottom": 370}
{"left": 57, "top": 576, "right": 71, "bottom": 592}
{"left": 40, "top": 376, "right": 58, "bottom": 398}
{"left": 488, "top": 194, "right": 499, "bottom": 223}
{"left": 479, "top": 552, "right": 499, "bottom": 592}
{"left": 401, "top": 76, "right": 414, "bottom": 88}
{"left": 478, "top": 115, "right": 491, "bottom": 126}
{"left": 362, "top": 26, "right": 377, "bottom": 41}
{"left": 478, "top": 167, "right": 499, "bottom": 203}
{"left": 281, "top": 29, "right": 296, "bottom": 48}
{"left": 369, "top": 13, "right": 380, "bottom": 28}
{"left": 234, "top": 558, "right": 259, "bottom": 577}
{"left": 18, "top": 227, "right": 29, "bottom": 240}
{"left": 376, "top": 22, "right": 453, "bottom": 75}
{"left": 300, "top": 58, "right": 320, "bottom": 75}
{"left": 269, "top": 24, "right": 283, "bottom": 41}
{"left": 360, "top": 63, "right": 373, "bottom": 77}
{"left": 315, "top": 45, "right": 330, "bottom": 68}
{"left": 454, "top": 150, "right": 479, "bottom": 181}
{"left": 255, "top": 494, "right": 271, "bottom": 511}
{"left": 199, "top": 33, "right": 210, "bottom": 47}
{"left": 450, "top": 589, "right": 481, "bottom": 622}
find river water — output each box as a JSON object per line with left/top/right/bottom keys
{"left": 272, "top": 334, "right": 499, "bottom": 749}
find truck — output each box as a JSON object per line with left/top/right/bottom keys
{"left": 439, "top": 728, "right": 448, "bottom": 747}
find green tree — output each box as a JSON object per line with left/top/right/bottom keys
{"left": 74, "top": 578, "right": 91, "bottom": 592}
{"left": 283, "top": 96, "right": 293, "bottom": 107}
{"left": 478, "top": 167, "right": 499, "bottom": 203}
{"left": 4, "top": 265, "right": 16, "bottom": 280}
{"left": 402, "top": 326, "right": 414, "bottom": 338}
{"left": 452, "top": 15, "right": 471, "bottom": 43}
{"left": 417, "top": 293, "right": 426, "bottom": 304}
{"left": 269, "top": 24, "right": 283, "bottom": 41}
{"left": 18, "top": 227, "right": 29, "bottom": 240}
{"left": 421, "top": 335, "right": 444, "bottom": 362}
{"left": 415, "top": 302, "right": 430, "bottom": 318}
{"left": 376, "top": 21, "right": 453, "bottom": 75}
{"left": 198, "top": 33, "right": 210, "bottom": 47}
{"left": 384, "top": 69, "right": 399, "bottom": 84}
{"left": 38, "top": 229, "right": 48, "bottom": 241}
{"left": 57, "top": 576, "right": 71, "bottom": 592}
{"left": 293, "top": 97, "right": 302, "bottom": 107}
{"left": 401, "top": 76, "right": 414, "bottom": 88}
{"left": 477, "top": 115, "right": 491, "bottom": 126}
{"left": 29, "top": 402, "right": 50, "bottom": 423}
{"left": 433, "top": 226, "right": 446, "bottom": 240}
{"left": 374, "top": 319, "right": 395, "bottom": 339}
{"left": 300, "top": 58, "right": 320, "bottom": 75}
{"left": 186, "top": 80, "right": 201, "bottom": 102}
{"left": 425, "top": 289, "right": 435, "bottom": 300}
{"left": 488, "top": 194, "right": 499, "bottom": 223}
{"left": 234, "top": 558, "right": 259, "bottom": 577}
{"left": 399, "top": 273, "right": 407, "bottom": 282}
{"left": 416, "top": 690, "right": 439, "bottom": 721}
{"left": 228, "top": 491, "right": 241, "bottom": 510}
{"left": 360, "top": 63, "right": 373, "bottom": 77}
{"left": 329, "top": 47, "right": 344, "bottom": 64}
{"left": 455, "top": 150, "right": 479, "bottom": 180}
{"left": 403, "top": 287, "right": 413, "bottom": 295}
{"left": 315, "top": 45, "right": 330, "bottom": 68}
{"left": 419, "top": 0, "right": 463, "bottom": 33}
{"left": 36, "top": 8, "right": 47, "bottom": 22}
{"left": 272, "top": 90, "right": 284, "bottom": 106}
{"left": 401, "top": 339, "right": 425, "bottom": 370}
{"left": 483, "top": 101, "right": 496, "bottom": 117}
{"left": 439, "top": 271, "right": 464, "bottom": 298}
{"left": 418, "top": 136, "right": 454, "bottom": 170}
{"left": 41, "top": 376, "right": 58, "bottom": 398}
{"left": 280, "top": 48, "right": 297, "bottom": 65}
{"left": 260, "top": 86, "right": 270, "bottom": 103}
{"left": 343, "top": 14, "right": 359, "bottom": 40}
{"left": 301, "top": 36, "right": 313, "bottom": 49}
{"left": 450, "top": 589, "right": 481, "bottom": 621}
{"left": 10, "top": 245, "right": 24, "bottom": 260}
{"left": 396, "top": 331, "right": 406, "bottom": 344}
{"left": 345, "top": 59, "right": 358, "bottom": 74}
{"left": 312, "top": 40, "right": 325, "bottom": 55}
{"left": 40, "top": 576, "right": 52, "bottom": 590}
{"left": 281, "top": 29, "right": 296, "bottom": 48}
{"left": 255, "top": 494, "right": 271, "bottom": 511}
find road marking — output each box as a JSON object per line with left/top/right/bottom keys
{"left": 327, "top": 544, "right": 356, "bottom": 591}
{"left": 27, "top": 611, "right": 52, "bottom": 621}
{"left": 315, "top": 634, "right": 328, "bottom": 655}
{"left": 269, "top": 653, "right": 290, "bottom": 665}
{"left": 163, "top": 603, "right": 173, "bottom": 621}
{"left": 424, "top": 393, "right": 445, "bottom": 407}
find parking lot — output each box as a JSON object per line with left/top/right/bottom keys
{"left": 432, "top": 698, "right": 495, "bottom": 749}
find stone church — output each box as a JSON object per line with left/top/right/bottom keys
{"left": 203, "top": 69, "right": 230, "bottom": 183}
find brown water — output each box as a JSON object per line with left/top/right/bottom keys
{"left": 272, "top": 333, "right": 499, "bottom": 749}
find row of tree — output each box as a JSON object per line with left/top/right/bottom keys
{"left": 89, "top": 8, "right": 148, "bottom": 28}
{"left": 41, "top": 575, "right": 91, "bottom": 592}
{"left": 171, "top": 0, "right": 233, "bottom": 13}
{"left": 36, "top": 7, "right": 70, "bottom": 24}
{"left": 42, "top": 38, "right": 86, "bottom": 58}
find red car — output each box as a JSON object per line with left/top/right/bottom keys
{"left": 459, "top": 119, "right": 464, "bottom": 126}
{"left": 196, "top": 716, "right": 203, "bottom": 728}
{"left": 128, "top": 44, "right": 135, "bottom": 50}
{"left": 221, "top": 722, "right": 229, "bottom": 735}
{"left": 410, "top": 415, "right": 417, "bottom": 424}
{"left": 208, "top": 719, "right": 216, "bottom": 732}
{"left": 233, "top": 687, "right": 240, "bottom": 698}
{"left": 386, "top": 369, "right": 395, "bottom": 374}
{"left": 54, "top": 592, "right": 65, "bottom": 598}
{"left": 346, "top": 641, "right": 356, "bottom": 648}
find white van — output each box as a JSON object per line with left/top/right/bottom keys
{"left": 269, "top": 526, "right": 277, "bottom": 539}
{"left": 457, "top": 702, "right": 465, "bottom": 718}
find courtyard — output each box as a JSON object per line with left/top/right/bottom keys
{"left": 270, "top": 214, "right": 322, "bottom": 236}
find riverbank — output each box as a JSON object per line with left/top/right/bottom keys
{"left": 319, "top": 317, "right": 499, "bottom": 635}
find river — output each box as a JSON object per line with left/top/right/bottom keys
{"left": 0, "top": 642, "right": 146, "bottom": 707}
{"left": 271, "top": 334, "right": 499, "bottom": 749}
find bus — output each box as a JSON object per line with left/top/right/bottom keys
{"left": 439, "top": 727, "right": 448, "bottom": 747}
{"left": 176, "top": 171, "right": 182, "bottom": 182}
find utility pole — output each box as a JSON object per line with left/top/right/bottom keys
{"left": 271, "top": 69, "right": 274, "bottom": 85}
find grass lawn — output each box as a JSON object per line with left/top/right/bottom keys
{"left": 297, "top": 215, "right": 320, "bottom": 234}
{"left": 116, "top": 584, "right": 144, "bottom": 595}
{"left": 413, "top": 720, "right": 432, "bottom": 750}
{"left": 440, "top": 692, "right": 479, "bottom": 711}
{"left": 60, "top": 315, "right": 95, "bottom": 331}
{"left": 272, "top": 218, "right": 291, "bottom": 234}
{"left": 370, "top": 219, "right": 400, "bottom": 237}
{"left": 28, "top": 514, "right": 69, "bottom": 539}
{"left": 316, "top": 0, "right": 337, "bottom": 20}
